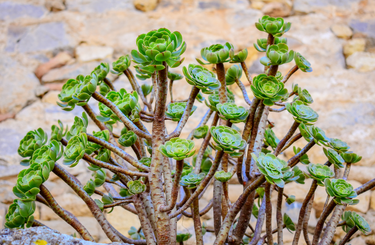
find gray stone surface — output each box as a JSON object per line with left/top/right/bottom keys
{"left": 0, "top": 2, "right": 46, "bottom": 21}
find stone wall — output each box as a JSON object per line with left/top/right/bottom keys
{"left": 0, "top": 0, "right": 375, "bottom": 244}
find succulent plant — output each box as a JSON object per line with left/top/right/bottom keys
{"left": 159, "top": 138, "right": 195, "bottom": 160}
{"left": 18, "top": 128, "right": 48, "bottom": 159}
{"left": 139, "top": 157, "right": 151, "bottom": 167}
{"left": 299, "top": 123, "right": 329, "bottom": 145}
{"left": 118, "top": 129, "right": 138, "bottom": 147}
{"left": 211, "top": 125, "right": 246, "bottom": 158}
{"left": 283, "top": 166, "right": 305, "bottom": 184}
{"left": 325, "top": 178, "right": 358, "bottom": 205}
{"left": 168, "top": 71, "right": 184, "bottom": 81}
{"left": 66, "top": 113, "right": 89, "bottom": 142}
{"left": 205, "top": 88, "right": 235, "bottom": 111}
{"left": 13, "top": 169, "right": 43, "bottom": 200}
{"left": 128, "top": 226, "right": 145, "bottom": 240}
{"left": 294, "top": 52, "right": 312, "bottom": 72}
{"left": 57, "top": 74, "right": 98, "bottom": 111}
{"left": 131, "top": 28, "right": 186, "bottom": 72}
{"left": 180, "top": 172, "right": 205, "bottom": 189}
{"left": 63, "top": 133, "right": 87, "bottom": 167}
{"left": 99, "top": 82, "right": 111, "bottom": 96}
{"left": 323, "top": 148, "right": 345, "bottom": 168}
{"left": 83, "top": 179, "right": 96, "bottom": 196}
{"left": 216, "top": 102, "right": 249, "bottom": 123}
{"left": 264, "top": 128, "right": 280, "bottom": 149}
{"left": 327, "top": 138, "right": 350, "bottom": 153}
{"left": 229, "top": 48, "right": 248, "bottom": 63}
{"left": 251, "top": 152, "right": 289, "bottom": 188}
{"left": 255, "top": 15, "right": 291, "bottom": 37}
{"left": 183, "top": 64, "right": 220, "bottom": 93}
{"left": 127, "top": 180, "right": 146, "bottom": 195}
{"left": 260, "top": 43, "right": 294, "bottom": 66}
{"left": 5, "top": 199, "right": 35, "bottom": 228}
{"left": 293, "top": 146, "right": 310, "bottom": 165}
{"left": 86, "top": 130, "right": 110, "bottom": 154}
{"left": 225, "top": 64, "right": 242, "bottom": 85}
{"left": 166, "top": 102, "right": 197, "bottom": 121}
{"left": 95, "top": 148, "right": 111, "bottom": 162}
{"left": 92, "top": 169, "right": 106, "bottom": 187}
{"left": 51, "top": 120, "right": 68, "bottom": 142}
{"left": 296, "top": 87, "right": 313, "bottom": 104}
{"left": 283, "top": 213, "right": 296, "bottom": 233}
{"left": 197, "top": 42, "right": 233, "bottom": 65}
{"left": 214, "top": 170, "right": 233, "bottom": 182}
{"left": 307, "top": 163, "right": 334, "bottom": 186}
{"left": 254, "top": 37, "right": 287, "bottom": 52}
{"left": 340, "top": 152, "right": 362, "bottom": 164}
{"left": 193, "top": 125, "right": 209, "bottom": 139}
{"left": 342, "top": 211, "right": 371, "bottom": 234}
{"left": 176, "top": 232, "right": 192, "bottom": 243}
{"left": 286, "top": 101, "right": 319, "bottom": 125}
{"left": 111, "top": 55, "right": 131, "bottom": 74}
{"left": 98, "top": 88, "right": 141, "bottom": 124}
{"left": 251, "top": 74, "right": 288, "bottom": 106}
{"left": 141, "top": 84, "right": 153, "bottom": 97}
{"left": 92, "top": 63, "right": 110, "bottom": 81}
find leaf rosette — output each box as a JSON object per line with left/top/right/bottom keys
{"left": 118, "top": 128, "right": 138, "bottom": 147}
{"left": 197, "top": 42, "right": 232, "bottom": 65}
{"left": 63, "top": 133, "right": 87, "bottom": 167}
{"left": 66, "top": 112, "right": 89, "bottom": 141}
{"left": 51, "top": 120, "right": 68, "bottom": 142}
{"left": 229, "top": 48, "right": 248, "bottom": 63}
{"left": 294, "top": 52, "right": 312, "bottom": 72}
{"left": 326, "top": 138, "right": 350, "bottom": 153}
{"left": 225, "top": 64, "right": 242, "bottom": 85}
{"left": 127, "top": 180, "right": 146, "bottom": 195}
{"left": 216, "top": 102, "right": 249, "bottom": 123}
{"left": 193, "top": 125, "right": 209, "bottom": 139}
{"left": 251, "top": 152, "right": 289, "bottom": 188}
{"left": 168, "top": 71, "right": 184, "bottom": 81}
{"left": 57, "top": 74, "right": 98, "bottom": 111}
{"left": 176, "top": 233, "right": 192, "bottom": 243}
{"left": 13, "top": 169, "right": 43, "bottom": 200}
{"left": 340, "top": 152, "right": 362, "bottom": 164}
{"left": 264, "top": 128, "right": 280, "bottom": 149}
{"left": 323, "top": 148, "right": 345, "bottom": 168}
{"left": 211, "top": 125, "right": 246, "bottom": 158}
{"left": 180, "top": 172, "right": 205, "bottom": 189}
{"left": 307, "top": 163, "right": 334, "bottom": 186}
{"left": 260, "top": 43, "right": 294, "bottom": 66}
{"left": 166, "top": 102, "right": 197, "bottom": 121}
{"left": 299, "top": 123, "right": 329, "bottom": 145}
{"left": 86, "top": 130, "right": 110, "bottom": 154}
{"left": 286, "top": 101, "right": 318, "bottom": 125}
{"left": 214, "top": 170, "right": 233, "bottom": 182}
{"left": 251, "top": 74, "right": 288, "bottom": 106}
{"left": 183, "top": 64, "right": 220, "bottom": 93}
{"left": 131, "top": 28, "right": 186, "bottom": 73}
{"left": 159, "top": 138, "right": 195, "bottom": 160}
{"left": 255, "top": 15, "right": 291, "bottom": 37}
{"left": 18, "top": 128, "right": 48, "bottom": 159}
{"left": 111, "top": 55, "right": 131, "bottom": 74}
{"left": 5, "top": 199, "right": 35, "bottom": 228}
{"left": 254, "top": 37, "right": 287, "bottom": 52}
{"left": 324, "top": 178, "right": 358, "bottom": 205}
{"left": 95, "top": 148, "right": 111, "bottom": 162}
{"left": 92, "top": 63, "right": 109, "bottom": 81}
{"left": 205, "top": 88, "right": 235, "bottom": 111}
{"left": 350, "top": 212, "right": 371, "bottom": 234}
{"left": 296, "top": 87, "right": 313, "bottom": 104}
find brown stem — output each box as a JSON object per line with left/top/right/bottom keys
{"left": 281, "top": 65, "right": 299, "bottom": 84}
{"left": 133, "top": 195, "right": 157, "bottom": 245}
{"left": 103, "top": 77, "right": 116, "bottom": 91}
{"left": 355, "top": 177, "right": 375, "bottom": 195}
{"left": 265, "top": 183, "right": 273, "bottom": 245}
{"left": 39, "top": 185, "right": 94, "bottom": 241}
{"left": 288, "top": 139, "right": 316, "bottom": 167}
{"left": 338, "top": 226, "right": 358, "bottom": 245}
{"left": 249, "top": 196, "right": 267, "bottom": 245}
{"left": 169, "top": 79, "right": 174, "bottom": 103}
{"left": 303, "top": 195, "right": 314, "bottom": 245}
{"left": 240, "top": 62, "right": 252, "bottom": 86}
{"left": 268, "top": 65, "right": 279, "bottom": 77}
{"left": 274, "top": 121, "right": 300, "bottom": 156}
{"left": 191, "top": 188, "right": 204, "bottom": 245}
{"left": 311, "top": 199, "right": 337, "bottom": 245}
{"left": 280, "top": 133, "right": 302, "bottom": 153}
{"left": 150, "top": 62, "right": 171, "bottom": 244}
{"left": 318, "top": 204, "right": 347, "bottom": 245}
{"left": 32, "top": 220, "right": 45, "bottom": 227}
{"left": 213, "top": 177, "right": 222, "bottom": 236}
{"left": 160, "top": 160, "right": 184, "bottom": 212}
{"left": 216, "top": 62, "right": 227, "bottom": 103}
{"left": 235, "top": 79, "right": 252, "bottom": 105}
{"left": 52, "top": 163, "right": 122, "bottom": 242}
{"left": 292, "top": 180, "right": 318, "bottom": 245}
{"left": 124, "top": 69, "right": 152, "bottom": 111}
{"left": 182, "top": 199, "right": 213, "bottom": 217}
{"left": 277, "top": 187, "right": 284, "bottom": 245}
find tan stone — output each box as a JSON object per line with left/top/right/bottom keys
{"left": 228, "top": 184, "right": 244, "bottom": 203}
{"left": 105, "top": 206, "right": 140, "bottom": 235}
{"left": 348, "top": 236, "right": 366, "bottom": 245}
{"left": 331, "top": 24, "right": 353, "bottom": 39}
{"left": 34, "top": 52, "right": 72, "bottom": 79}
{"left": 370, "top": 191, "right": 375, "bottom": 210}
{"left": 41, "top": 91, "right": 60, "bottom": 105}
{"left": 347, "top": 52, "right": 375, "bottom": 72}
{"left": 348, "top": 166, "right": 375, "bottom": 184}
{"left": 133, "top": 0, "right": 158, "bottom": 12}
{"left": 343, "top": 38, "right": 366, "bottom": 57}
{"left": 262, "top": 2, "right": 292, "bottom": 17}
{"left": 75, "top": 45, "right": 114, "bottom": 63}
{"left": 346, "top": 180, "right": 370, "bottom": 213}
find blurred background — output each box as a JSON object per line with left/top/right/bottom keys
{"left": 0, "top": 0, "right": 374, "bottom": 244}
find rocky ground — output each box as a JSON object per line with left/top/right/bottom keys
{"left": 0, "top": 0, "right": 375, "bottom": 244}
